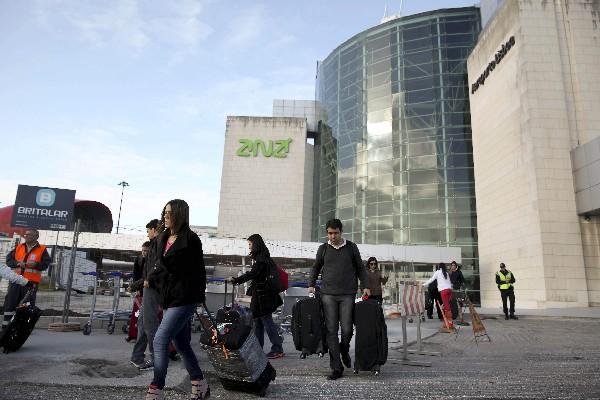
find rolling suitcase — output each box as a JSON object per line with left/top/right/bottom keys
{"left": 198, "top": 282, "right": 276, "bottom": 397}
{"left": 125, "top": 294, "right": 142, "bottom": 342}
{"left": 291, "top": 295, "right": 327, "bottom": 358}
{"left": 0, "top": 287, "right": 41, "bottom": 353}
{"left": 353, "top": 298, "right": 387, "bottom": 375}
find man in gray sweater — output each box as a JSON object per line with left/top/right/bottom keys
{"left": 308, "top": 219, "right": 369, "bottom": 380}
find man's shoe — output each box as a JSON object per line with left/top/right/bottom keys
{"left": 510, "top": 314, "right": 518, "bottom": 320}
{"left": 505, "top": 315, "right": 509, "bottom": 320}
{"left": 138, "top": 359, "right": 154, "bottom": 371}
{"left": 341, "top": 352, "right": 352, "bottom": 368}
{"left": 130, "top": 360, "right": 144, "bottom": 368}
{"left": 327, "top": 370, "right": 343, "bottom": 380}
{"left": 266, "top": 351, "right": 284, "bottom": 359}
{"left": 145, "top": 385, "right": 164, "bottom": 400}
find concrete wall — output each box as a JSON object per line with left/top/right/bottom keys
{"left": 217, "top": 116, "right": 314, "bottom": 242}
{"left": 468, "top": 0, "right": 600, "bottom": 309}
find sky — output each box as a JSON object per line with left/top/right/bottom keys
{"left": 0, "top": 0, "right": 478, "bottom": 234}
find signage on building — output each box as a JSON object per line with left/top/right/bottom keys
{"left": 11, "top": 184, "right": 76, "bottom": 230}
{"left": 471, "top": 36, "right": 515, "bottom": 94}
{"left": 236, "top": 138, "right": 293, "bottom": 158}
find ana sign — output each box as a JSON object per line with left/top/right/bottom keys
{"left": 11, "top": 185, "right": 76, "bottom": 230}
{"left": 236, "top": 138, "right": 293, "bottom": 158}
{"left": 471, "top": 35, "right": 515, "bottom": 94}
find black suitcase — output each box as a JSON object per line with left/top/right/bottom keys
{"left": 353, "top": 299, "right": 387, "bottom": 375}
{"left": 219, "top": 361, "right": 276, "bottom": 397}
{"left": 0, "top": 303, "right": 41, "bottom": 353}
{"left": 291, "top": 297, "right": 327, "bottom": 358}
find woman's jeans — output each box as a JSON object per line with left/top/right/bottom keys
{"left": 321, "top": 294, "right": 354, "bottom": 372}
{"left": 255, "top": 314, "right": 283, "bottom": 353}
{"left": 152, "top": 304, "right": 203, "bottom": 389}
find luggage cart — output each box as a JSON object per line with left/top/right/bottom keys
{"left": 81, "top": 271, "right": 131, "bottom": 335}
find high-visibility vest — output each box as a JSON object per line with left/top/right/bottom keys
{"left": 12, "top": 243, "right": 47, "bottom": 283}
{"left": 496, "top": 270, "right": 513, "bottom": 290}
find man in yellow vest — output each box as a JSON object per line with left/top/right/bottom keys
{"left": 496, "top": 262, "right": 518, "bottom": 320}
{"left": 2, "top": 229, "right": 50, "bottom": 329}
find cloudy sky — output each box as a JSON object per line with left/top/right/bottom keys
{"left": 0, "top": 0, "right": 476, "bottom": 233}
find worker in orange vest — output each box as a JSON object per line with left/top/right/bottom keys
{"left": 2, "top": 229, "right": 50, "bottom": 329}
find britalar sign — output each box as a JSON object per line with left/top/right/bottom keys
{"left": 11, "top": 184, "right": 76, "bottom": 230}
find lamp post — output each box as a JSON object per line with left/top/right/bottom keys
{"left": 116, "top": 181, "right": 129, "bottom": 234}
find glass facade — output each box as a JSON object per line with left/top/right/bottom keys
{"left": 315, "top": 8, "right": 481, "bottom": 302}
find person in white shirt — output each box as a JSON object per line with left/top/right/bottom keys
{"left": 0, "top": 262, "right": 29, "bottom": 287}
{"left": 423, "top": 263, "right": 454, "bottom": 331}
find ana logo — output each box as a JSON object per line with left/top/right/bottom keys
{"left": 236, "top": 138, "right": 293, "bottom": 158}
{"left": 36, "top": 188, "right": 56, "bottom": 207}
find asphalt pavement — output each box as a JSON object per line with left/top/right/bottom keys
{"left": 1, "top": 311, "right": 599, "bottom": 399}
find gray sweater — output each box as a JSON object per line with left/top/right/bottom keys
{"left": 309, "top": 240, "right": 367, "bottom": 295}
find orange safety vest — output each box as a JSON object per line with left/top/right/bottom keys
{"left": 12, "top": 243, "right": 47, "bottom": 283}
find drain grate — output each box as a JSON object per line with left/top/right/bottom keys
{"left": 72, "top": 358, "right": 141, "bottom": 378}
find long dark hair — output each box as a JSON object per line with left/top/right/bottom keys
{"left": 161, "top": 199, "right": 189, "bottom": 234}
{"left": 247, "top": 233, "right": 273, "bottom": 265}
{"left": 366, "top": 256, "right": 378, "bottom": 270}
{"left": 437, "top": 262, "right": 448, "bottom": 279}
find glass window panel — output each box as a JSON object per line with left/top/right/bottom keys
{"left": 444, "top": 73, "right": 467, "bottom": 86}
{"left": 337, "top": 193, "right": 354, "bottom": 208}
{"left": 366, "top": 204, "right": 378, "bottom": 217}
{"left": 368, "top": 96, "right": 392, "bottom": 111}
{"left": 408, "top": 154, "right": 437, "bottom": 169}
{"left": 409, "top": 170, "right": 441, "bottom": 184}
{"left": 403, "top": 63, "right": 435, "bottom": 79}
{"left": 337, "top": 181, "right": 354, "bottom": 196}
{"left": 338, "top": 207, "right": 354, "bottom": 220}
{"left": 368, "top": 108, "right": 393, "bottom": 123}
{"left": 394, "top": 186, "right": 408, "bottom": 200}
{"left": 408, "top": 184, "right": 438, "bottom": 199}
{"left": 378, "top": 186, "right": 393, "bottom": 201}
{"left": 446, "top": 168, "right": 474, "bottom": 183}
{"left": 405, "top": 88, "right": 436, "bottom": 104}
{"left": 378, "top": 229, "right": 394, "bottom": 244}
{"left": 448, "top": 213, "right": 477, "bottom": 228}
{"left": 403, "top": 50, "right": 434, "bottom": 66}
{"left": 368, "top": 173, "right": 393, "bottom": 188}
{"left": 403, "top": 76, "right": 438, "bottom": 92}
{"left": 367, "top": 230, "right": 377, "bottom": 243}
{"left": 368, "top": 59, "right": 392, "bottom": 76}
{"left": 443, "top": 21, "right": 476, "bottom": 34}
{"left": 405, "top": 102, "right": 437, "bottom": 117}
{"left": 402, "top": 23, "right": 434, "bottom": 41}
{"left": 378, "top": 202, "right": 393, "bottom": 216}
{"left": 368, "top": 72, "right": 392, "bottom": 87}
{"left": 408, "top": 141, "right": 436, "bottom": 156}
{"left": 408, "top": 198, "right": 441, "bottom": 213}
{"left": 403, "top": 37, "right": 434, "bottom": 52}
{"left": 447, "top": 112, "right": 470, "bottom": 126}
{"left": 367, "top": 84, "right": 392, "bottom": 101}
{"left": 409, "top": 228, "right": 441, "bottom": 244}
{"left": 394, "top": 228, "right": 407, "bottom": 244}
{"left": 368, "top": 146, "right": 393, "bottom": 162}
{"left": 410, "top": 213, "right": 442, "bottom": 228}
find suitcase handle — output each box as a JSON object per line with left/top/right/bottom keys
{"left": 224, "top": 279, "right": 237, "bottom": 307}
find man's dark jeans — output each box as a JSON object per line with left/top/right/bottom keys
{"left": 321, "top": 294, "right": 354, "bottom": 372}
{"left": 500, "top": 288, "right": 515, "bottom": 316}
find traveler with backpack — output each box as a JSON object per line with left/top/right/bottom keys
{"left": 231, "top": 233, "right": 284, "bottom": 359}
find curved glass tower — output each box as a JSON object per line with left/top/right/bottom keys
{"left": 315, "top": 8, "right": 481, "bottom": 300}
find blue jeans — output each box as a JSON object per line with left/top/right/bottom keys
{"left": 152, "top": 304, "right": 203, "bottom": 389}
{"left": 255, "top": 314, "right": 283, "bottom": 353}
{"left": 321, "top": 294, "right": 354, "bottom": 372}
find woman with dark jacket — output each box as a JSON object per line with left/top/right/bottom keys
{"left": 231, "top": 233, "right": 284, "bottom": 359}
{"left": 365, "top": 257, "right": 388, "bottom": 304}
{"left": 145, "top": 199, "right": 208, "bottom": 400}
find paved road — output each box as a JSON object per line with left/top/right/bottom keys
{"left": 1, "top": 316, "right": 599, "bottom": 399}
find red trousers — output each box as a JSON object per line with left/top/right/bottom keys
{"left": 440, "top": 289, "right": 454, "bottom": 328}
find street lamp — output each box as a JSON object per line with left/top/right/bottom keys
{"left": 116, "top": 181, "right": 129, "bottom": 234}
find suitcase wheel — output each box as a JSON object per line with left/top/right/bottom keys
{"left": 353, "top": 369, "right": 359, "bottom": 374}
{"left": 373, "top": 370, "right": 380, "bottom": 376}
{"left": 107, "top": 324, "right": 115, "bottom": 335}
{"left": 318, "top": 352, "right": 325, "bottom": 358}
{"left": 300, "top": 353, "right": 307, "bottom": 359}
{"left": 258, "top": 388, "right": 267, "bottom": 397}
{"left": 82, "top": 323, "right": 92, "bottom": 336}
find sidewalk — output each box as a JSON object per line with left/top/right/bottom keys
{"left": 473, "top": 306, "right": 600, "bottom": 319}
{"left": 0, "top": 315, "right": 439, "bottom": 390}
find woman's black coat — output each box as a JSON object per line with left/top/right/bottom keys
{"left": 147, "top": 225, "right": 206, "bottom": 309}
{"left": 232, "top": 260, "right": 282, "bottom": 318}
